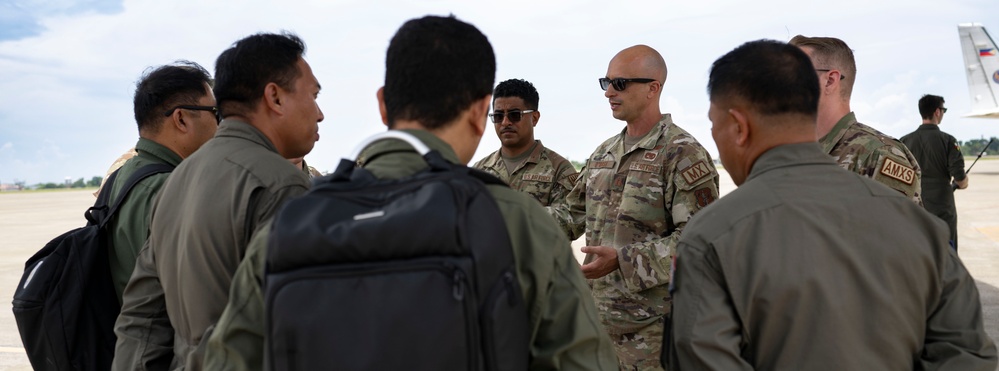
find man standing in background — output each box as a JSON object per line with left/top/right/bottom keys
{"left": 901, "top": 94, "right": 968, "bottom": 250}
{"left": 474, "top": 78, "right": 578, "bottom": 206}
{"left": 789, "top": 35, "right": 923, "bottom": 204}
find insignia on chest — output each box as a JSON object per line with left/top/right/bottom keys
{"left": 629, "top": 163, "right": 661, "bottom": 173}
{"left": 521, "top": 173, "right": 553, "bottom": 182}
{"left": 590, "top": 160, "right": 615, "bottom": 169}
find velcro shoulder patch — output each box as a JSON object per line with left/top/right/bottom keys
{"left": 680, "top": 160, "right": 712, "bottom": 184}
{"left": 522, "top": 174, "right": 553, "bottom": 182}
{"left": 879, "top": 157, "right": 915, "bottom": 185}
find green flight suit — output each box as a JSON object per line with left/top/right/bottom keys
{"left": 204, "top": 129, "right": 619, "bottom": 371}
{"left": 901, "top": 124, "right": 966, "bottom": 249}
{"left": 112, "top": 120, "right": 310, "bottom": 371}
{"left": 548, "top": 114, "right": 720, "bottom": 370}
{"left": 107, "top": 138, "right": 180, "bottom": 303}
{"left": 671, "top": 143, "right": 997, "bottom": 370}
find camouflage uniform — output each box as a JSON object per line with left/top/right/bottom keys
{"left": 473, "top": 140, "right": 579, "bottom": 206}
{"left": 301, "top": 159, "right": 323, "bottom": 179}
{"left": 548, "top": 114, "right": 719, "bottom": 370}
{"left": 820, "top": 112, "right": 922, "bottom": 204}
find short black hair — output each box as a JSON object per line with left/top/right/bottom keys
{"left": 214, "top": 32, "right": 306, "bottom": 118}
{"left": 918, "top": 94, "right": 945, "bottom": 119}
{"left": 384, "top": 15, "right": 496, "bottom": 130}
{"left": 708, "top": 39, "right": 819, "bottom": 118}
{"left": 133, "top": 61, "right": 213, "bottom": 134}
{"left": 493, "top": 79, "right": 539, "bottom": 110}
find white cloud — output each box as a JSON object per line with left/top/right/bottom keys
{"left": 0, "top": 0, "right": 997, "bottom": 181}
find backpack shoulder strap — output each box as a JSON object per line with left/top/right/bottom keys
{"left": 98, "top": 163, "right": 175, "bottom": 227}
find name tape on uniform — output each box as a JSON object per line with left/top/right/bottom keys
{"left": 521, "top": 174, "right": 553, "bottom": 182}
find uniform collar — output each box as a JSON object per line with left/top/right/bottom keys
{"left": 135, "top": 137, "right": 183, "bottom": 166}
{"left": 916, "top": 123, "right": 941, "bottom": 131}
{"left": 819, "top": 112, "right": 857, "bottom": 153}
{"left": 746, "top": 142, "right": 836, "bottom": 183}
{"left": 358, "top": 129, "right": 462, "bottom": 165}
{"left": 215, "top": 119, "right": 280, "bottom": 155}
{"left": 611, "top": 113, "right": 673, "bottom": 155}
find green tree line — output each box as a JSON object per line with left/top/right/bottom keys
{"left": 958, "top": 137, "right": 999, "bottom": 157}
{"left": 32, "top": 176, "right": 103, "bottom": 190}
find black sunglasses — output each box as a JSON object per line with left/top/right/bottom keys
{"left": 599, "top": 77, "right": 655, "bottom": 91}
{"left": 941, "top": 107, "right": 948, "bottom": 113}
{"left": 815, "top": 69, "right": 846, "bottom": 81}
{"left": 489, "top": 109, "right": 536, "bottom": 124}
{"left": 164, "top": 105, "right": 222, "bottom": 124}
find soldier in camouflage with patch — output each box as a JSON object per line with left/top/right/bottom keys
{"left": 790, "top": 35, "right": 922, "bottom": 204}
{"left": 548, "top": 45, "right": 719, "bottom": 370}
{"left": 474, "top": 79, "right": 578, "bottom": 206}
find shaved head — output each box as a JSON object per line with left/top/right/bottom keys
{"left": 610, "top": 45, "right": 667, "bottom": 83}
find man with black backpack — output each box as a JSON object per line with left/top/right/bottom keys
{"left": 112, "top": 32, "right": 323, "bottom": 371}
{"left": 107, "top": 61, "right": 218, "bottom": 303}
{"left": 204, "top": 15, "right": 618, "bottom": 371}
{"left": 12, "top": 62, "right": 216, "bottom": 371}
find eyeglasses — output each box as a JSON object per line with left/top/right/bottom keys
{"left": 489, "top": 109, "right": 536, "bottom": 124}
{"left": 815, "top": 69, "right": 846, "bottom": 81}
{"left": 164, "top": 105, "right": 222, "bottom": 124}
{"left": 599, "top": 77, "right": 656, "bottom": 91}
{"left": 941, "top": 107, "right": 948, "bottom": 113}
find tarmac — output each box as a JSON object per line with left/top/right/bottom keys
{"left": 1, "top": 160, "right": 998, "bottom": 370}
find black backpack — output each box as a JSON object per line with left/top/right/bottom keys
{"left": 264, "top": 132, "right": 530, "bottom": 371}
{"left": 12, "top": 163, "right": 174, "bottom": 371}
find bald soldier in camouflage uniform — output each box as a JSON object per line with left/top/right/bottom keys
{"left": 474, "top": 79, "right": 578, "bottom": 206}
{"left": 790, "top": 35, "right": 922, "bottom": 203}
{"left": 549, "top": 45, "right": 719, "bottom": 370}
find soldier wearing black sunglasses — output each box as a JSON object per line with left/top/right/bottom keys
{"left": 474, "top": 78, "right": 578, "bottom": 207}
{"left": 548, "top": 44, "right": 720, "bottom": 370}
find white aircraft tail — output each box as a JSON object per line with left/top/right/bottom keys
{"left": 958, "top": 23, "right": 999, "bottom": 119}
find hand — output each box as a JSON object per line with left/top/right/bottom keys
{"left": 956, "top": 177, "right": 969, "bottom": 190}
{"left": 580, "top": 246, "right": 619, "bottom": 279}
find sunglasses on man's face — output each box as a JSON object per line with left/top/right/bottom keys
{"left": 598, "top": 77, "right": 656, "bottom": 91}
{"left": 164, "top": 105, "right": 222, "bottom": 124}
{"left": 489, "top": 109, "right": 536, "bottom": 124}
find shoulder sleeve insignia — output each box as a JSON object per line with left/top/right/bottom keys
{"left": 694, "top": 187, "right": 714, "bottom": 207}
{"left": 879, "top": 157, "right": 916, "bottom": 185}
{"left": 680, "top": 160, "right": 712, "bottom": 184}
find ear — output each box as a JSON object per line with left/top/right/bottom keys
{"left": 263, "top": 82, "right": 283, "bottom": 115}
{"left": 822, "top": 70, "right": 842, "bottom": 95}
{"left": 647, "top": 81, "right": 661, "bottom": 99}
{"left": 171, "top": 109, "right": 191, "bottom": 134}
{"left": 377, "top": 87, "right": 389, "bottom": 127}
{"left": 728, "top": 108, "right": 751, "bottom": 147}
{"left": 531, "top": 110, "right": 540, "bottom": 127}
{"left": 468, "top": 95, "right": 491, "bottom": 137}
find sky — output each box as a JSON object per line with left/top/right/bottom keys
{"left": 0, "top": 0, "right": 997, "bottom": 184}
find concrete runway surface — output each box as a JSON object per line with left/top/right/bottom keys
{"left": 2, "top": 160, "right": 998, "bottom": 370}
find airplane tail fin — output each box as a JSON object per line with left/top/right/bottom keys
{"left": 958, "top": 23, "right": 999, "bottom": 119}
